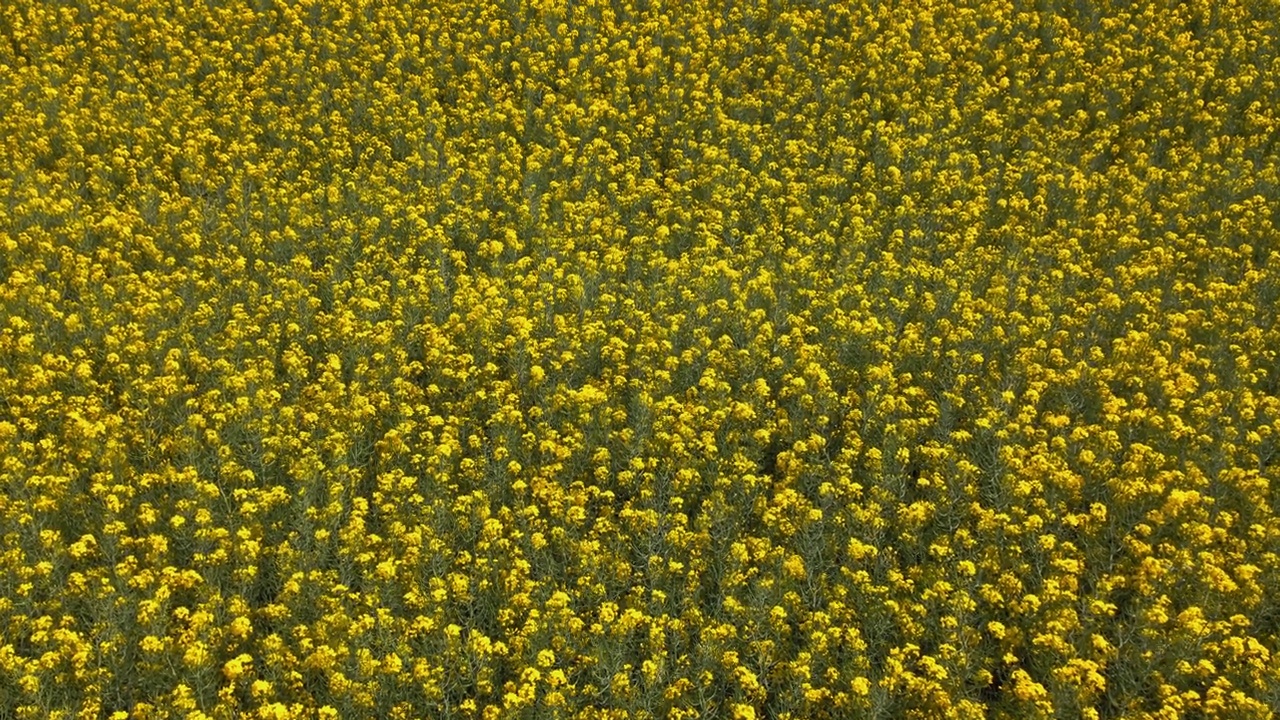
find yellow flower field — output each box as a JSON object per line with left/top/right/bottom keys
{"left": 2, "top": 0, "right": 1279, "bottom": 717}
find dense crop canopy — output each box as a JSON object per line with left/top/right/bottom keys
{"left": 2, "top": 0, "right": 1279, "bottom": 718}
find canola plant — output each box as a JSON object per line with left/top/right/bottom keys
{"left": 1, "top": 0, "right": 1279, "bottom": 718}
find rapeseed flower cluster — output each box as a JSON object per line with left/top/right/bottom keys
{"left": 2, "top": 0, "right": 1279, "bottom": 718}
